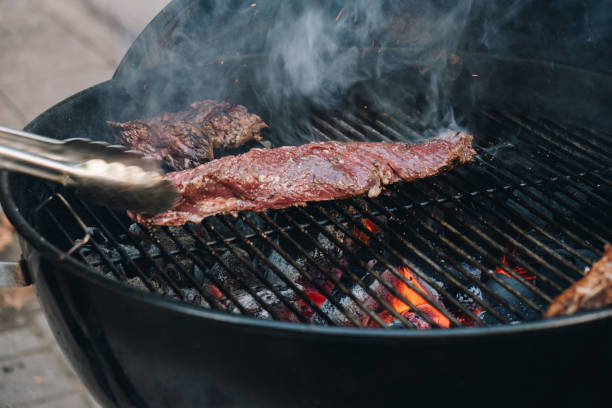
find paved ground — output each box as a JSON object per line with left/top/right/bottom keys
{"left": 0, "top": 1, "right": 168, "bottom": 406}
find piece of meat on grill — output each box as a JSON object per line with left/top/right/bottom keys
{"left": 545, "top": 244, "right": 612, "bottom": 318}
{"left": 107, "top": 100, "right": 268, "bottom": 171}
{"left": 134, "top": 131, "right": 476, "bottom": 226}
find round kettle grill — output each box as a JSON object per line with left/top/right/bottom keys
{"left": 1, "top": 1, "right": 611, "bottom": 406}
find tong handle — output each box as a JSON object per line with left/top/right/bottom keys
{"left": 0, "top": 126, "right": 179, "bottom": 214}
{"left": 0, "top": 143, "right": 72, "bottom": 185}
{"left": 0, "top": 125, "right": 160, "bottom": 170}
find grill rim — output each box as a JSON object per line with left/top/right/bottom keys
{"left": 3, "top": 167, "right": 611, "bottom": 338}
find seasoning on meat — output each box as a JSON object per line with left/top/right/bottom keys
{"left": 107, "top": 100, "right": 268, "bottom": 170}
{"left": 544, "top": 244, "right": 612, "bottom": 318}
{"left": 133, "top": 131, "right": 476, "bottom": 226}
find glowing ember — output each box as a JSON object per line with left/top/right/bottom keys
{"left": 495, "top": 247, "right": 536, "bottom": 282}
{"left": 456, "top": 307, "right": 485, "bottom": 326}
{"left": 208, "top": 284, "right": 223, "bottom": 299}
{"left": 389, "top": 266, "right": 451, "bottom": 328}
{"left": 351, "top": 218, "right": 381, "bottom": 244}
{"left": 304, "top": 289, "right": 327, "bottom": 307}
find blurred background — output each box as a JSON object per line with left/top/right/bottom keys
{"left": 0, "top": 1, "right": 168, "bottom": 406}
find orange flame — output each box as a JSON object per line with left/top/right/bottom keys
{"left": 391, "top": 266, "right": 450, "bottom": 328}
{"left": 352, "top": 218, "right": 381, "bottom": 244}
{"left": 495, "top": 247, "right": 535, "bottom": 282}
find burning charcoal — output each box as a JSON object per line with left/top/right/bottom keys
{"left": 455, "top": 285, "right": 483, "bottom": 306}
{"left": 548, "top": 248, "right": 596, "bottom": 275}
{"left": 485, "top": 274, "right": 544, "bottom": 321}
{"left": 126, "top": 276, "right": 152, "bottom": 291}
{"left": 229, "top": 287, "right": 304, "bottom": 323}
{"left": 164, "top": 264, "right": 182, "bottom": 282}
{"left": 104, "top": 271, "right": 119, "bottom": 282}
{"left": 233, "top": 211, "right": 268, "bottom": 239}
{"left": 383, "top": 310, "right": 432, "bottom": 330}
{"left": 181, "top": 288, "right": 210, "bottom": 308}
{"left": 207, "top": 248, "right": 260, "bottom": 290}
{"left": 108, "top": 244, "right": 142, "bottom": 260}
{"left": 253, "top": 249, "right": 301, "bottom": 287}
{"left": 316, "top": 229, "right": 345, "bottom": 258}
{"left": 375, "top": 267, "right": 451, "bottom": 328}
{"left": 313, "top": 281, "right": 382, "bottom": 327}
{"left": 477, "top": 310, "right": 504, "bottom": 326}
{"left": 128, "top": 223, "right": 147, "bottom": 240}
{"left": 87, "top": 227, "right": 110, "bottom": 245}
{"left": 151, "top": 226, "right": 196, "bottom": 251}
{"left": 193, "top": 265, "right": 206, "bottom": 284}
{"left": 448, "top": 262, "right": 483, "bottom": 284}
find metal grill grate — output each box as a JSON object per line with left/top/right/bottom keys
{"left": 30, "top": 107, "right": 612, "bottom": 329}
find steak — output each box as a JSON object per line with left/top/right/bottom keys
{"left": 134, "top": 131, "right": 475, "bottom": 226}
{"left": 545, "top": 244, "right": 612, "bottom": 318}
{"left": 108, "top": 100, "right": 268, "bottom": 170}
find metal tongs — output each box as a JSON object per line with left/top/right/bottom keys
{"left": 0, "top": 126, "right": 179, "bottom": 214}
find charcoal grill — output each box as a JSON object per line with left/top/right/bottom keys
{"left": 21, "top": 103, "right": 611, "bottom": 330}
{"left": 1, "top": 0, "right": 612, "bottom": 407}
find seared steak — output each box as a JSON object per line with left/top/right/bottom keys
{"left": 108, "top": 100, "right": 268, "bottom": 170}
{"left": 134, "top": 131, "right": 476, "bottom": 226}
{"left": 545, "top": 244, "right": 612, "bottom": 318}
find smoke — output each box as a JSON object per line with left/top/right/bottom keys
{"left": 111, "top": 0, "right": 612, "bottom": 141}
{"left": 254, "top": 0, "right": 473, "bottom": 130}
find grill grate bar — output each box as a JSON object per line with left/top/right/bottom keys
{"left": 527, "top": 115, "right": 612, "bottom": 158}
{"left": 472, "top": 149, "right": 608, "bottom": 260}
{"left": 202, "top": 216, "right": 315, "bottom": 324}
{"left": 257, "top": 211, "right": 388, "bottom": 327}
{"left": 388, "top": 189, "right": 547, "bottom": 309}
{"left": 341, "top": 199, "right": 492, "bottom": 325}
{"left": 159, "top": 226, "right": 255, "bottom": 315}
{"left": 431, "top": 163, "right": 591, "bottom": 281}
{"left": 236, "top": 212, "right": 365, "bottom": 327}
{"left": 79, "top": 200, "right": 196, "bottom": 304}
{"left": 329, "top": 201, "right": 484, "bottom": 326}
{"left": 366, "top": 196, "right": 513, "bottom": 323}
{"left": 43, "top": 207, "right": 132, "bottom": 284}
{"left": 476, "top": 118, "right": 611, "bottom": 246}
{"left": 349, "top": 112, "right": 605, "bottom": 262}
{"left": 382, "top": 110, "right": 600, "bottom": 264}
{"left": 485, "top": 111, "right": 612, "bottom": 192}
{"left": 501, "top": 111, "right": 612, "bottom": 175}
{"left": 293, "top": 206, "right": 422, "bottom": 328}
{"left": 99, "top": 215, "right": 223, "bottom": 309}
{"left": 336, "top": 113, "right": 591, "bottom": 284}
{"left": 340, "top": 113, "right": 395, "bottom": 142}
{"left": 312, "top": 117, "right": 354, "bottom": 142}
{"left": 420, "top": 174, "right": 572, "bottom": 290}
{"left": 312, "top": 205, "right": 462, "bottom": 328}
{"left": 383, "top": 108, "right": 611, "bottom": 222}
{"left": 469, "top": 126, "right": 610, "bottom": 244}
{"left": 358, "top": 195, "right": 513, "bottom": 323}
{"left": 216, "top": 214, "right": 340, "bottom": 325}
{"left": 552, "top": 120, "right": 612, "bottom": 154}
{"left": 182, "top": 223, "right": 291, "bottom": 321}
{"left": 272, "top": 210, "right": 402, "bottom": 328}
